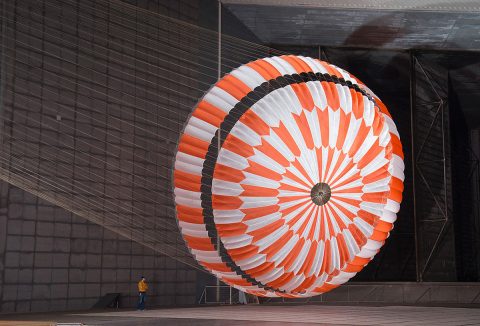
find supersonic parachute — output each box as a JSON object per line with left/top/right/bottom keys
{"left": 173, "top": 55, "right": 404, "bottom": 298}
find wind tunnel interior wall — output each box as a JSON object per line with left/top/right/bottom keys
{"left": 0, "top": 0, "right": 269, "bottom": 313}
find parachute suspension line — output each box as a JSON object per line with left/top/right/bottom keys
{"left": 216, "top": 1, "right": 222, "bottom": 301}
{"left": 0, "top": 0, "right": 289, "bottom": 270}
{"left": 0, "top": 30, "right": 286, "bottom": 142}
{"left": 2, "top": 0, "right": 284, "bottom": 73}
{"left": 104, "top": 0, "right": 283, "bottom": 58}
{"left": 0, "top": 29, "right": 290, "bottom": 169}
{"left": 0, "top": 153, "right": 202, "bottom": 269}
{"left": 0, "top": 3, "right": 288, "bottom": 144}
{"left": 0, "top": 57, "right": 295, "bottom": 188}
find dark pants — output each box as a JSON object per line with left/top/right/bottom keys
{"left": 137, "top": 292, "right": 146, "bottom": 310}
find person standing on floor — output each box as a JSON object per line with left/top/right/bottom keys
{"left": 137, "top": 276, "right": 148, "bottom": 311}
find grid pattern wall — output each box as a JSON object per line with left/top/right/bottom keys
{"left": 0, "top": 0, "right": 209, "bottom": 313}
{"left": 0, "top": 0, "right": 269, "bottom": 313}
{"left": 0, "top": 0, "right": 268, "bottom": 264}
{"left": 0, "top": 182, "right": 196, "bottom": 313}
{"left": 0, "top": 0, "right": 207, "bottom": 263}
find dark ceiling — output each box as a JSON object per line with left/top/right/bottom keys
{"left": 223, "top": 2, "right": 480, "bottom": 51}
{"left": 222, "top": 1, "right": 480, "bottom": 129}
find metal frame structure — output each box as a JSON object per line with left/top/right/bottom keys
{"left": 411, "top": 52, "right": 452, "bottom": 281}
{"left": 198, "top": 285, "right": 236, "bottom": 305}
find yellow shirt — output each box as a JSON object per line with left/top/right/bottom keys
{"left": 138, "top": 280, "right": 148, "bottom": 293}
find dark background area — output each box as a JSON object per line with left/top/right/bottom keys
{"left": 269, "top": 46, "right": 480, "bottom": 282}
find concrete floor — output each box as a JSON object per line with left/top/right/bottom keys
{"left": 1, "top": 304, "right": 480, "bottom": 326}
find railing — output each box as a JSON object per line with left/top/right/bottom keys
{"left": 262, "top": 282, "right": 480, "bottom": 305}
{"left": 198, "top": 286, "right": 240, "bottom": 304}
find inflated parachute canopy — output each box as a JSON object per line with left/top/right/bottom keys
{"left": 173, "top": 55, "right": 404, "bottom": 298}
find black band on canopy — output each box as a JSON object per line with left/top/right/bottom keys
{"left": 200, "top": 72, "right": 373, "bottom": 293}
